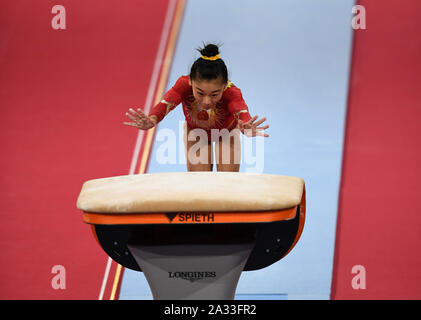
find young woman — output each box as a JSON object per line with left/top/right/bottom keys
{"left": 124, "top": 44, "right": 269, "bottom": 172}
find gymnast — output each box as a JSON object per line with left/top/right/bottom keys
{"left": 124, "top": 43, "right": 269, "bottom": 172}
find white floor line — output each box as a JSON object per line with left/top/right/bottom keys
{"left": 98, "top": 0, "right": 178, "bottom": 300}
{"left": 128, "top": 0, "right": 177, "bottom": 175}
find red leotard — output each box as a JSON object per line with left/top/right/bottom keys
{"left": 149, "top": 76, "right": 252, "bottom": 140}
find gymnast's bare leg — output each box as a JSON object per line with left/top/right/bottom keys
{"left": 185, "top": 124, "right": 213, "bottom": 172}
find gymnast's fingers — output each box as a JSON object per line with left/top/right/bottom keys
{"left": 135, "top": 108, "right": 149, "bottom": 121}
{"left": 125, "top": 112, "right": 137, "bottom": 122}
{"left": 128, "top": 108, "right": 142, "bottom": 121}
{"left": 247, "top": 115, "right": 258, "bottom": 124}
{"left": 254, "top": 117, "right": 267, "bottom": 127}
{"left": 256, "top": 125, "right": 269, "bottom": 130}
{"left": 136, "top": 108, "right": 148, "bottom": 118}
{"left": 123, "top": 121, "right": 137, "bottom": 127}
{"left": 256, "top": 131, "right": 269, "bottom": 138}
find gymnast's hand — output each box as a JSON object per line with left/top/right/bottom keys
{"left": 123, "top": 108, "right": 157, "bottom": 130}
{"left": 238, "top": 116, "right": 269, "bottom": 137}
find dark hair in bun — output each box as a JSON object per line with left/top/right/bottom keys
{"left": 190, "top": 43, "right": 228, "bottom": 83}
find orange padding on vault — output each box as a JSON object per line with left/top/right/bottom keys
{"left": 83, "top": 206, "right": 298, "bottom": 225}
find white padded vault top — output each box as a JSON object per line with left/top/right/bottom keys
{"left": 76, "top": 172, "right": 305, "bottom": 213}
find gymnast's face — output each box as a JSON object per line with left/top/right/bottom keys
{"left": 189, "top": 77, "right": 226, "bottom": 109}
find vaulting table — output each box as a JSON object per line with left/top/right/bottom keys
{"left": 76, "top": 172, "right": 306, "bottom": 300}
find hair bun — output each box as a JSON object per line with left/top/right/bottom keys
{"left": 199, "top": 44, "right": 219, "bottom": 58}
{"left": 190, "top": 42, "right": 228, "bottom": 83}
